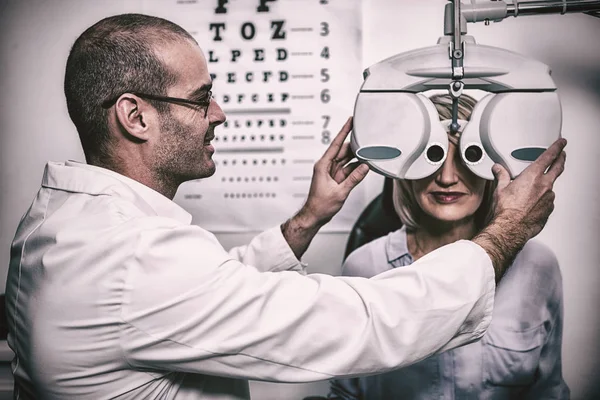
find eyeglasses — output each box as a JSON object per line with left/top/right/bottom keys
{"left": 101, "top": 91, "right": 213, "bottom": 116}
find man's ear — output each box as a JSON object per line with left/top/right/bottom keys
{"left": 114, "top": 94, "right": 154, "bottom": 141}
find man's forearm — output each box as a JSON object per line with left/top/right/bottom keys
{"left": 472, "top": 211, "right": 530, "bottom": 282}
{"left": 280, "top": 210, "right": 323, "bottom": 259}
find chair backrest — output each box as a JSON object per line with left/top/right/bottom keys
{"left": 0, "top": 294, "right": 7, "bottom": 340}
{"left": 343, "top": 177, "right": 403, "bottom": 260}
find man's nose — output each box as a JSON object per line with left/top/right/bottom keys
{"left": 208, "top": 100, "right": 226, "bottom": 126}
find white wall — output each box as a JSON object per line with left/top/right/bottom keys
{"left": 1, "top": 1, "right": 599, "bottom": 399}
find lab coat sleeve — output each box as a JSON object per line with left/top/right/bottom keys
{"left": 226, "top": 225, "right": 307, "bottom": 274}
{"left": 328, "top": 238, "right": 394, "bottom": 399}
{"left": 120, "top": 224, "right": 495, "bottom": 382}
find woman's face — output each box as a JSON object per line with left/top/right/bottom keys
{"left": 412, "top": 141, "right": 487, "bottom": 224}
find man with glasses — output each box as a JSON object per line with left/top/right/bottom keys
{"left": 5, "top": 13, "right": 567, "bottom": 399}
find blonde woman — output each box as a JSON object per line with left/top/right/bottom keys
{"left": 329, "top": 94, "right": 569, "bottom": 399}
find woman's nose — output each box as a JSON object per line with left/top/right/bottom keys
{"left": 435, "top": 145, "right": 459, "bottom": 187}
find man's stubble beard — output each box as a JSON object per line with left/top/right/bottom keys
{"left": 154, "top": 111, "right": 214, "bottom": 186}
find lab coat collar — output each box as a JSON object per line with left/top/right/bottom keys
{"left": 42, "top": 161, "right": 192, "bottom": 225}
{"left": 385, "top": 225, "right": 412, "bottom": 265}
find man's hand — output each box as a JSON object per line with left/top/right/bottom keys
{"left": 281, "top": 117, "right": 370, "bottom": 259}
{"left": 301, "top": 117, "right": 370, "bottom": 226}
{"left": 473, "top": 138, "right": 567, "bottom": 281}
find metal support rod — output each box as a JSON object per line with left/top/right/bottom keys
{"left": 453, "top": 0, "right": 462, "bottom": 50}
{"left": 449, "top": 0, "right": 465, "bottom": 134}
{"left": 450, "top": 0, "right": 464, "bottom": 81}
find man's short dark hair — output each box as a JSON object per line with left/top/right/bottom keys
{"left": 64, "top": 14, "right": 196, "bottom": 164}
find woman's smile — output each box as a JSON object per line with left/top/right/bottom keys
{"left": 430, "top": 191, "right": 467, "bottom": 204}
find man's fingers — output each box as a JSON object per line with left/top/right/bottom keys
{"left": 492, "top": 163, "right": 510, "bottom": 191}
{"left": 341, "top": 163, "right": 369, "bottom": 193}
{"left": 333, "top": 160, "right": 360, "bottom": 182}
{"left": 544, "top": 150, "right": 566, "bottom": 182}
{"left": 538, "top": 189, "right": 556, "bottom": 221}
{"left": 322, "top": 117, "right": 353, "bottom": 163}
{"left": 330, "top": 143, "right": 354, "bottom": 173}
{"left": 334, "top": 142, "right": 353, "bottom": 164}
{"left": 529, "top": 138, "right": 567, "bottom": 174}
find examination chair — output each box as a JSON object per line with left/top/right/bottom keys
{"left": 302, "top": 177, "right": 403, "bottom": 400}
{"left": 343, "top": 177, "right": 403, "bottom": 260}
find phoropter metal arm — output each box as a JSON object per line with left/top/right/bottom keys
{"left": 445, "top": 0, "right": 600, "bottom": 129}
{"left": 460, "top": 0, "right": 600, "bottom": 23}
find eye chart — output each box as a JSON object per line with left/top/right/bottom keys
{"left": 142, "top": 0, "right": 365, "bottom": 232}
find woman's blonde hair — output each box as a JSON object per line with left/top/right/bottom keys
{"left": 392, "top": 93, "right": 496, "bottom": 232}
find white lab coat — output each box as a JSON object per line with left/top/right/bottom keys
{"left": 5, "top": 161, "right": 495, "bottom": 399}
